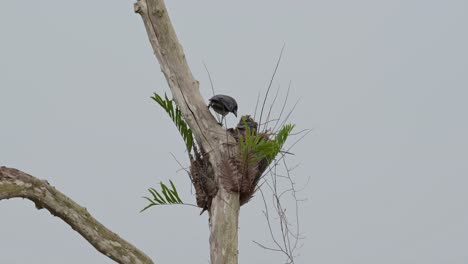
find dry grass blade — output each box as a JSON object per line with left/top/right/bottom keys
{"left": 258, "top": 44, "right": 285, "bottom": 132}
{"left": 272, "top": 81, "right": 292, "bottom": 133}
{"left": 253, "top": 90, "right": 262, "bottom": 120}
{"left": 263, "top": 84, "right": 281, "bottom": 133}
{"left": 203, "top": 62, "right": 221, "bottom": 123}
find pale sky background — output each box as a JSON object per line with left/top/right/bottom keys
{"left": 1, "top": 1, "right": 468, "bottom": 263}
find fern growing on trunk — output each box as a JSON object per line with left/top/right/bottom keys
{"left": 151, "top": 92, "right": 194, "bottom": 153}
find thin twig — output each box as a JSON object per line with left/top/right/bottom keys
{"left": 203, "top": 61, "right": 221, "bottom": 123}
{"left": 252, "top": 241, "right": 283, "bottom": 252}
{"left": 263, "top": 84, "right": 281, "bottom": 132}
{"left": 170, "top": 152, "right": 191, "bottom": 175}
{"left": 275, "top": 98, "right": 300, "bottom": 135}
{"left": 258, "top": 44, "right": 285, "bottom": 132}
{"left": 272, "top": 81, "right": 291, "bottom": 133}
{"left": 203, "top": 61, "right": 216, "bottom": 97}
{"left": 253, "top": 90, "right": 262, "bottom": 120}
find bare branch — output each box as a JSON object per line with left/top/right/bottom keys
{"left": 252, "top": 240, "right": 283, "bottom": 252}
{"left": 254, "top": 141, "right": 311, "bottom": 264}
{"left": 0, "top": 167, "right": 153, "bottom": 264}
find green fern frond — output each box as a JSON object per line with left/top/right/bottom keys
{"left": 151, "top": 92, "right": 194, "bottom": 152}
{"left": 275, "top": 124, "right": 294, "bottom": 149}
{"left": 239, "top": 117, "right": 294, "bottom": 164}
{"left": 140, "top": 180, "right": 183, "bottom": 212}
{"left": 267, "top": 123, "right": 295, "bottom": 161}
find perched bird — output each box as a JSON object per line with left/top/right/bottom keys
{"left": 208, "top": 94, "right": 238, "bottom": 125}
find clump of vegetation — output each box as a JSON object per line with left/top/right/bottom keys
{"left": 239, "top": 119, "right": 294, "bottom": 165}
{"left": 143, "top": 92, "right": 216, "bottom": 213}
{"left": 222, "top": 116, "right": 295, "bottom": 204}
{"left": 142, "top": 94, "right": 295, "bottom": 211}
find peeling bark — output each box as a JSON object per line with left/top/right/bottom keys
{"left": 0, "top": 167, "right": 153, "bottom": 264}
{"left": 134, "top": 1, "right": 240, "bottom": 263}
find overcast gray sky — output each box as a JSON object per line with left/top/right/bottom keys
{"left": 1, "top": 0, "right": 468, "bottom": 263}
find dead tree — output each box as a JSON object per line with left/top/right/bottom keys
{"left": 1, "top": 0, "right": 240, "bottom": 263}
{"left": 133, "top": 1, "right": 242, "bottom": 263}
{"left": 1, "top": 1, "right": 299, "bottom": 263}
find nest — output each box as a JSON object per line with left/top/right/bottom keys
{"left": 189, "top": 115, "right": 272, "bottom": 212}
{"left": 189, "top": 144, "right": 217, "bottom": 214}
{"left": 223, "top": 115, "right": 270, "bottom": 205}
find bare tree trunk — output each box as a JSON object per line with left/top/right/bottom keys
{"left": 1, "top": 1, "right": 240, "bottom": 263}
{"left": 134, "top": 1, "right": 240, "bottom": 263}
{"left": 0, "top": 167, "right": 153, "bottom": 264}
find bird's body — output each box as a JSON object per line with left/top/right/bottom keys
{"left": 208, "top": 94, "right": 238, "bottom": 124}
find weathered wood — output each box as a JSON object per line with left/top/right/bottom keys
{"left": 134, "top": 1, "right": 240, "bottom": 263}
{"left": 0, "top": 167, "right": 153, "bottom": 264}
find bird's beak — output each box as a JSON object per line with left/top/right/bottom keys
{"left": 234, "top": 111, "right": 237, "bottom": 117}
